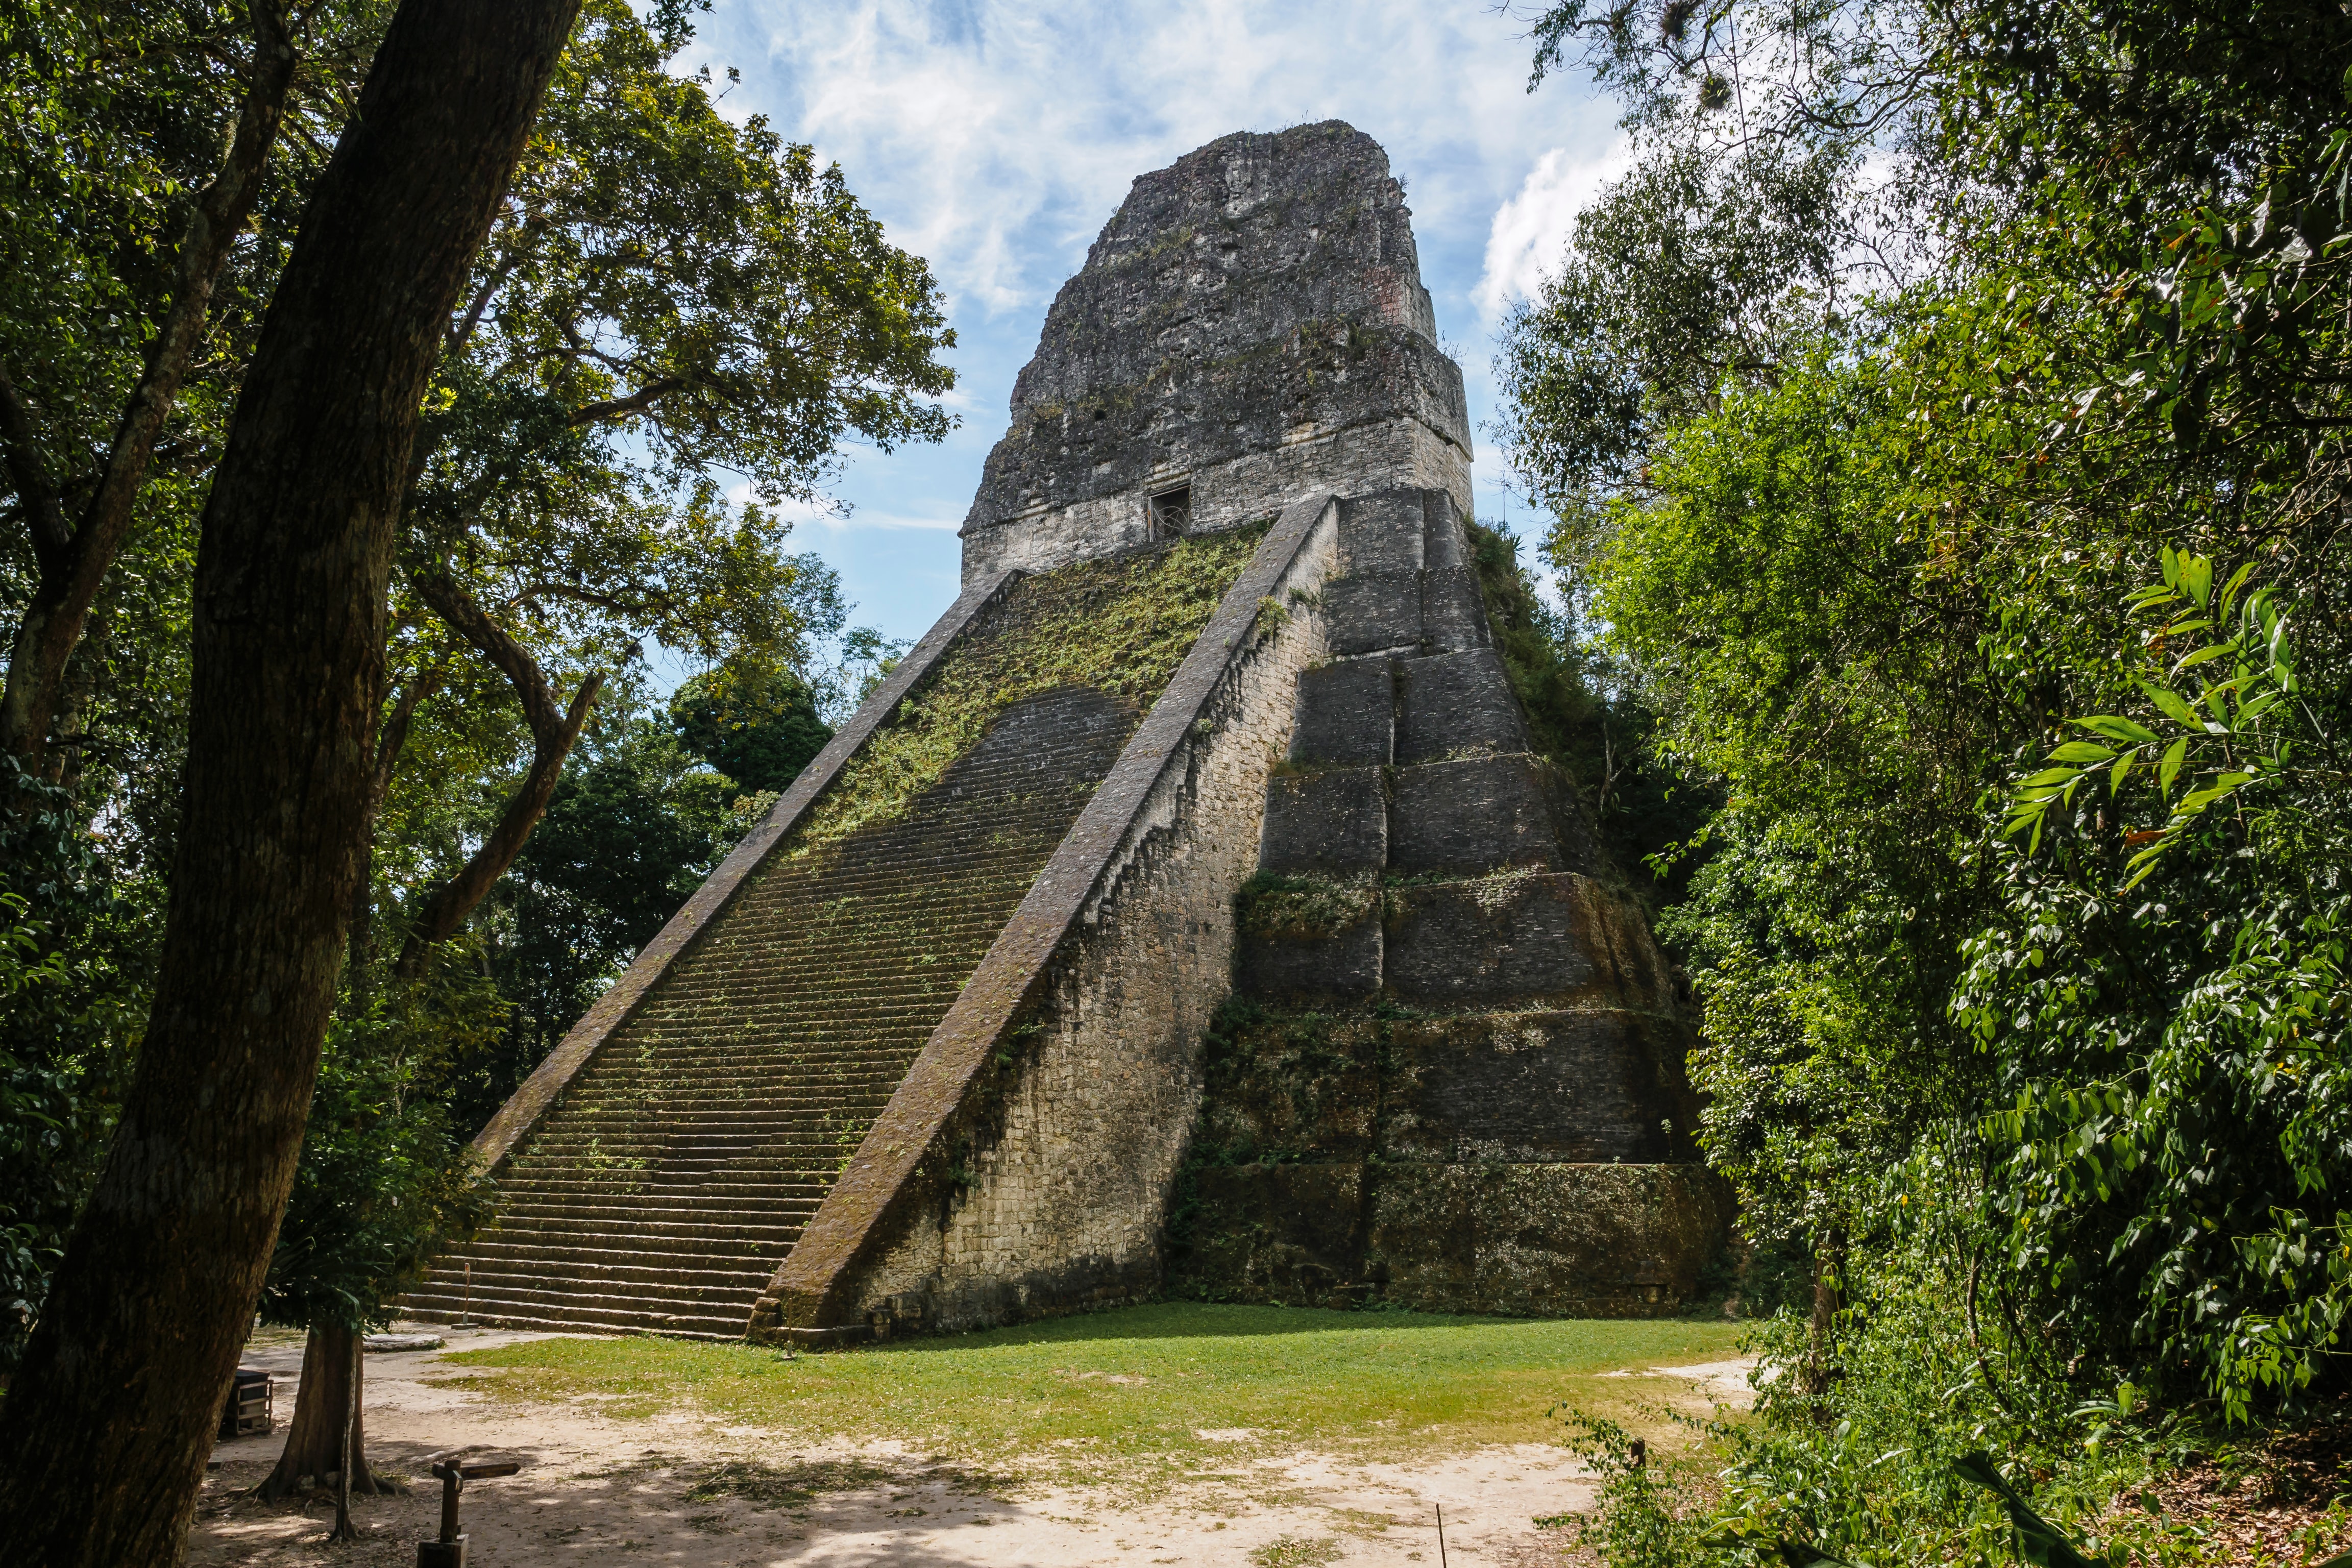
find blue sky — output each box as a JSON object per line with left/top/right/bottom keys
{"left": 685, "top": 1, "right": 1631, "bottom": 649}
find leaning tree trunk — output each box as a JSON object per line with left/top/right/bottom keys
{"left": 255, "top": 1325, "right": 389, "bottom": 1501}
{"left": 0, "top": 3, "right": 584, "bottom": 1562}
{"left": 394, "top": 567, "right": 601, "bottom": 979}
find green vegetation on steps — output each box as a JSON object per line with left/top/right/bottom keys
{"left": 793, "top": 528, "right": 1264, "bottom": 854}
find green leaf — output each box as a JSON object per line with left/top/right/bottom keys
{"left": 2109, "top": 751, "right": 2132, "bottom": 794}
{"left": 2142, "top": 683, "right": 2204, "bottom": 729}
{"left": 2219, "top": 560, "right": 2255, "bottom": 617}
{"left": 2048, "top": 742, "right": 2114, "bottom": 764}
{"left": 2181, "top": 554, "right": 2213, "bottom": 606}
{"left": 2158, "top": 736, "right": 2188, "bottom": 795}
{"left": 2172, "top": 644, "right": 2232, "bottom": 674}
{"left": 2020, "top": 767, "right": 2084, "bottom": 788}
{"left": 2077, "top": 715, "right": 2161, "bottom": 746}
{"left": 1951, "top": 1452, "right": 2098, "bottom": 1568}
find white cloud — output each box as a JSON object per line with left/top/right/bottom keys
{"left": 674, "top": 0, "right": 1625, "bottom": 636}
{"left": 745, "top": 491, "right": 963, "bottom": 533}
{"left": 802, "top": 505, "right": 964, "bottom": 532}
{"left": 705, "top": 1, "right": 1617, "bottom": 325}
{"left": 1474, "top": 135, "right": 1633, "bottom": 324}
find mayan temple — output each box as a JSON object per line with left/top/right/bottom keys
{"left": 400, "top": 122, "right": 1725, "bottom": 1343}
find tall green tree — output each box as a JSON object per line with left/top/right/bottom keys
{"left": 0, "top": 1, "right": 586, "bottom": 1558}
{"left": 375, "top": 0, "right": 952, "bottom": 981}
{"left": 0, "top": 1, "right": 398, "bottom": 784}
{"left": 252, "top": 967, "right": 497, "bottom": 1518}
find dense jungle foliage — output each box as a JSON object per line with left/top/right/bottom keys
{"left": 0, "top": 0, "right": 943, "bottom": 1364}
{"left": 1502, "top": 0, "right": 2352, "bottom": 1558}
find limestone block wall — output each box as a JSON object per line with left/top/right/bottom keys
{"left": 959, "top": 122, "right": 1474, "bottom": 588}
{"left": 752, "top": 494, "right": 1341, "bottom": 1341}
{"left": 1166, "top": 486, "right": 1730, "bottom": 1316}
{"left": 962, "top": 416, "right": 1470, "bottom": 586}
{"left": 830, "top": 563, "right": 1328, "bottom": 1333}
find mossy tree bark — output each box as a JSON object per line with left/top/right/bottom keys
{"left": 0, "top": 2, "right": 583, "bottom": 1561}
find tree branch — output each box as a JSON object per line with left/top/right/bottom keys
{"left": 407, "top": 564, "right": 562, "bottom": 735}
{"left": 0, "top": 362, "right": 70, "bottom": 571}
{"left": 567, "top": 376, "right": 685, "bottom": 427}
{"left": 0, "top": 1, "right": 299, "bottom": 772}
{"left": 396, "top": 567, "right": 603, "bottom": 977}
{"left": 370, "top": 664, "right": 443, "bottom": 812}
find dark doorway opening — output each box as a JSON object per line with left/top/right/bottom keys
{"left": 1148, "top": 484, "right": 1192, "bottom": 536}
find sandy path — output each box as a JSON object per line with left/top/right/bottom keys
{"left": 189, "top": 1326, "right": 1751, "bottom": 1567}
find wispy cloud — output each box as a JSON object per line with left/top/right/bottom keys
{"left": 702, "top": 2, "right": 1618, "bottom": 325}
{"left": 1474, "top": 136, "right": 1633, "bottom": 324}
{"left": 681, "top": 0, "right": 1623, "bottom": 635}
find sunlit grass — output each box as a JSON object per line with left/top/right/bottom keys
{"left": 443, "top": 1302, "right": 1746, "bottom": 1487}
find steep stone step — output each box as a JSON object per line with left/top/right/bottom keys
{"left": 404, "top": 608, "right": 1165, "bottom": 1338}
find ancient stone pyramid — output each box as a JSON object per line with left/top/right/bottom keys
{"left": 401, "top": 122, "right": 1722, "bottom": 1343}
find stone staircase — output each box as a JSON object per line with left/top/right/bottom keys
{"left": 400, "top": 672, "right": 1142, "bottom": 1338}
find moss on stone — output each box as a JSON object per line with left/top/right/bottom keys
{"left": 1235, "top": 872, "right": 1377, "bottom": 940}
{"left": 792, "top": 528, "right": 1261, "bottom": 854}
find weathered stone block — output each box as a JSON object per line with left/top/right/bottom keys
{"left": 1193, "top": 1013, "right": 1384, "bottom": 1163}
{"left": 1324, "top": 571, "right": 1423, "bottom": 655}
{"left": 1364, "top": 1163, "right": 1729, "bottom": 1316}
{"left": 1395, "top": 648, "right": 1525, "bottom": 762}
{"left": 1387, "top": 753, "right": 1562, "bottom": 875}
{"left": 1420, "top": 489, "right": 1469, "bottom": 570}
{"left": 1381, "top": 1010, "right": 1703, "bottom": 1163}
{"left": 1419, "top": 567, "right": 1490, "bottom": 653}
{"left": 1177, "top": 1163, "right": 1367, "bottom": 1305}
{"left": 1383, "top": 871, "right": 1591, "bottom": 1004}
{"left": 1236, "top": 902, "right": 1382, "bottom": 1003}
{"left": 1288, "top": 659, "right": 1394, "bottom": 767}
{"left": 1337, "top": 489, "right": 1427, "bottom": 576}
{"left": 1260, "top": 768, "right": 1386, "bottom": 875}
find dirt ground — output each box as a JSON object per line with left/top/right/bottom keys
{"left": 188, "top": 1325, "right": 1754, "bottom": 1567}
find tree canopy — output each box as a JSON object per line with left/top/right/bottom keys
{"left": 0, "top": 0, "right": 950, "bottom": 1379}
{"left": 1503, "top": 0, "right": 2352, "bottom": 1555}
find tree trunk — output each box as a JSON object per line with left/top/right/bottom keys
{"left": 0, "top": 5, "right": 296, "bottom": 777}
{"left": 255, "top": 1325, "right": 388, "bottom": 1502}
{"left": 331, "top": 1331, "right": 358, "bottom": 1541}
{"left": 0, "top": 4, "right": 583, "bottom": 1562}
{"left": 1803, "top": 1224, "right": 1848, "bottom": 1401}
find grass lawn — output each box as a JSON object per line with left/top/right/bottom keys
{"left": 444, "top": 1302, "right": 1747, "bottom": 1486}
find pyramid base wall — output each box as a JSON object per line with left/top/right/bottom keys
{"left": 836, "top": 607, "right": 1325, "bottom": 1338}
{"left": 1174, "top": 1161, "right": 1728, "bottom": 1317}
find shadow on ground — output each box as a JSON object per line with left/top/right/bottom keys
{"left": 195, "top": 1442, "right": 1069, "bottom": 1567}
